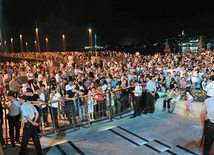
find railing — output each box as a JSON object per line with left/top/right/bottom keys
{"left": 39, "top": 87, "right": 135, "bottom": 136}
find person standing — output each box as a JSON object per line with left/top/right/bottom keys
{"left": 49, "top": 87, "right": 62, "bottom": 129}
{"left": 143, "top": 75, "right": 156, "bottom": 114}
{"left": 201, "top": 96, "right": 214, "bottom": 155}
{"left": 4, "top": 92, "right": 21, "bottom": 147}
{"left": 130, "top": 81, "right": 143, "bottom": 118}
{"left": 40, "top": 84, "right": 50, "bottom": 126}
{"left": 9, "top": 77, "right": 21, "bottom": 98}
{"left": 18, "top": 95, "right": 42, "bottom": 155}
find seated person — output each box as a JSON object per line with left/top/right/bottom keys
{"left": 169, "top": 87, "right": 180, "bottom": 113}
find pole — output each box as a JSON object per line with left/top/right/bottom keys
{"left": 36, "top": 28, "right": 40, "bottom": 53}
{"left": 25, "top": 42, "right": 28, "bottom": 52}
{"left": 35, "top": 40, "right": 38, "bottom": 52}
{"left": 88, "top": 28, "right": 93, "bottom": 51}
{"left": 45, "top": 38, "right": 49, "bottom": 52}
{"left": 4, "top": 41, "right": 7, "bottom": 53}
{"left": 20, "top": 34, "right": 24, "bottom": 52}
{"left": 11, "top": 38, "right": 14, "bottom": 53}
{"left": 62, "top": 34, "right": 66, "bottom": 52}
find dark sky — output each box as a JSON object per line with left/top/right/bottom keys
{"left": 2, "top": 0, "right": 214, "bottom": 51}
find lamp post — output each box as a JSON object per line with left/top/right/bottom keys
{"left": 88, "top": 28, "right": 93, "bottom": 51}
{"left": 45, "top": 37, "right": 49, "bottom": 52}
{"left": 35, "top": 28, "right": 40, "bottom": 53}
{"left": 20, "top": 34, "right": 24, "bottom": 52}
{"left": 25, "top": 42, "right": 28, "bottom": 52}
{"left": 4, "top": 41, "right": 7, "bottom": 53}
{"left": 62, "top": 34, "right": 66, "bottom": 52}
{"left": 34, "top": 40, "right": 38, "bottom": 52}
{"left": 11, "top": 38, "right": 14, "bottom": 53}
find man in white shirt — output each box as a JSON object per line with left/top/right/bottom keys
{"left": 35, "top": 87, "right": 48, "bottom": 126}
{"left": 55, "top": 71, "right": 61, "bottom": 84}
{"left": 49, "top": 87, "right": 62, "bottom": 129}
{"left": 205, "top": 75, "right": 214, "bottom": 98}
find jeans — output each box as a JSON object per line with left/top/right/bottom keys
{"left": 78, "top": 106, "right": 85, "bottom": 123}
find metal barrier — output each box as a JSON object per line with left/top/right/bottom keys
{"left": 39, "top": 87, "right": 135, "bottom": 136}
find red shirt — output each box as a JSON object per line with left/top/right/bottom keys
{"left": 96, "top": 88, "right": 104, "bottom": 101}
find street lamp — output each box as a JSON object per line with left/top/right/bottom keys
{"left": 35, "top": 28, "right": 40, "bottom": 53}
{"left": 34, "top": 40, "right": 38, "bottom": 52}
{"left": 20, "top": 34, "right": 24, "bottom": 52}
{"left": 62, "top": 34, "right": 66, "bottom": 52}
{"left": 26, "top": 42, "right": 28, "bottom": 52}
{"left": 88, "top": 28, "right": 93, "bottom": 51}
{"left": 4, "top": 41, "right": 7, "bottom": 53}
{"left": 45, "top": 38, "right": 49, "bottom": 52}
{"left": 11, "top": 38, "right": 14, "bottom": 53}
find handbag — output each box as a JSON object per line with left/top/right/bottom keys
{"left": 154, "top": 93, "right": 160, "bottom": 100}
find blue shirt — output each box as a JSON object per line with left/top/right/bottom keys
{"left": 147, "top": 80, "right": 156, "bottom": 92}
{"left": 20, "top": 103, "right": 38, "bottom": 123}
{"left": 112, "top": 81, "right": 116, "bottom": 88}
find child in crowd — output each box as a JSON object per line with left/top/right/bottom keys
{"left": 185, "top": 87, "right": 194, "bottom": 116}
{"left": 87, "top": 88, "right": 94, "bottom": 121}
{"left": 111, "top": 92, "right": 116, "bottom": 115}
{"left": 202, "top": 76, "right": 207, "bottom": 91}
{"left": 60, "top": 90, "right": 66, "bottom": 120}
{"left": 169, "top": 87, "right": 180, "bottom": 113}
{"left": 162, "top": 88, "right": 173, "bottom": 112}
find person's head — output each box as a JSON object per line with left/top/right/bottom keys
{"left": 92, "top": 87, "right": 96, "bottom": 93}
{"left": 210, "top": 75, "right": 214, "bottom": 81}
{"left": 69, "top": 80, "right": 73, "bottom": 86}
{"left": 26, "top": 88, "right": 34, "bottom": 96}
{"left": 175, "top": 87, "right": 179, "bottom": 93}
{"left": 7, "top": 91, "right": 15, "bottom": 102}
{"left": 108, "top": 82, "right": 112, "bottom": 88}
{"left": 41, "top": 84, "right": 46, "bottom": 91}
{"left": 171, "top": 78, "right": 175, "bottom": 82}
{"left": 35, "top": 86, "right": 40, "bottom": 94}
{"left": 146, "top": 75, "right": 151, "bottom": 82}
{"left": 51, "top": 87, "right": 56, "bottom": 94}
{"left": 88, "top": 88, "right": 92, "bottom": 94}
{"left": 18, "top": 95, "right": 28, "bottom": 105}
{"left": 166, "top": 88, "right": 170, "bottom": 93}
{"left": 116, "top": 83, "right": 120, "bottom": 89}
{"left": 79, "top": 90, "right": 84, "bottom": 96}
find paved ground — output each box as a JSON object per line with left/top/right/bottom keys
{"left": 3, "top": 110, "right": 214, "bottom": 155}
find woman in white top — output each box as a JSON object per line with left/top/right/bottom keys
{"left": 191, "top": 67, "right": 198, "bottom": 90}
{"left": 49, "top": 87, "right": 62, "bottom": 129}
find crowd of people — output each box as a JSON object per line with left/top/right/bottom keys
{"left": 0, "top": 50, "right": 214, "bottom": 154}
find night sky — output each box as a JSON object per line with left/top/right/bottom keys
{"left": 2, "top": 0, "right": 214, "bottom": 52}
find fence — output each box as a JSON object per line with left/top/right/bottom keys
{"left": 2, "top": 87, "right": 136, "bottom": 144}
